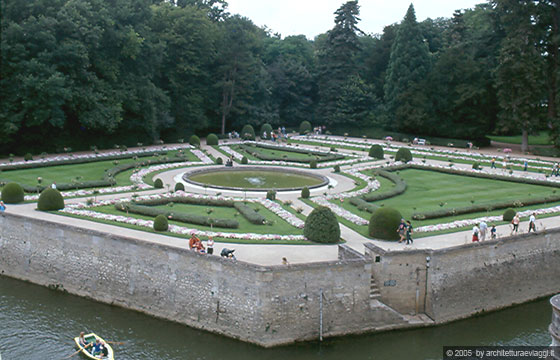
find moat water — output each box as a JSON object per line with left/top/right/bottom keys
{"left": 0, "top": 276, "right": 552, "bottom": 360}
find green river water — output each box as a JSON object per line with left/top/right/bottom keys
{"left": 0, "top": 276, "right": 552, "bottom": 360}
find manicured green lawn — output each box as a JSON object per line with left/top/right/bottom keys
{"left": 0, "top": 150, "right": 197, "bottom": 187}
{"left": 334, "top": 169, "right": 560, "bottom": 237}
{"left": 95, "top": 202, "right": 303, "bottom": 236}
{"left": 189, "top": 169, "right": 323, "bottom": 189}
{"left": 488, "top": 131, "right": 552, "bottom": 145}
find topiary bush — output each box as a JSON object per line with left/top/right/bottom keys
{"left": 299, "top": 120, "right": 312, "bottom": 135}
{"left": 304, "top": 206, "right": 340, "bottom": 243}
{"left": 395, "top": 148, "right": 412, "bottom": 163}
{"left": 472, "top": 162, "right": 481, "bottom": 170}
{"left": 241, "top": 156, "right": 248, "bottom": 164}
{"left": 301, "top": 187, "right": 310, "bottom": 199}
{"left": 241, "top": 124, "right": 255, "bottom": 140}
{"left": 260, "top": 123, "right": 273, "bottom": 139}
{"left": 369, "top": 207, "right": 402, "bottom": 241}
{"left": 310, "top": 159, "right": 317, "bottom": 169}
{"left": 216, "top": 157, "right": 223, "bottom": 165}
{"left": 1, "top": 182, "right": 24, "bottom": 204}
{"left": 154, "top": 178, "right": 164, "bottom": 188}
{"left": 503, "top": 208, "right": 516, "bottom": 222}
{"left": 153, "top": 214, "right": 169, "bottom": 231}
{"left": 369, "top": 145, "right": 384, "bottom": 159}
{"left": 266, "top": 190, "right": 276, "bottom": 200}
{"left": 206, "top": 133, "right": 219, "bottom": 146}
{"left": 333, "top": 165, "right": 340, "bottom": 173}
{"left": 37, "top": 188, "right": 64, "bottom": 211}
{"left": 189, "top": 134, "right": 201, "bottom": 147}
{"left": 24, "top": 153, "right": 33, "bottom": 161}
{"left": 174, "top": 182, "right": 185, "bottom": 191}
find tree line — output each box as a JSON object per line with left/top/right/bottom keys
{"left": 1, "top": 0, "right": 558, "bottom": 155}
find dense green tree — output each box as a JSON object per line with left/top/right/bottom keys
{"left": 384, "top": 4, "right": 432, "bottom": 132}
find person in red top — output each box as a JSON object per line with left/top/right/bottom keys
{"left": 189, "top": 234, "right": 199, "bottom": 250}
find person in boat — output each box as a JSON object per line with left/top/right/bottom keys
{"left": 78, "top": 332, "right": 90, "bottom": 349}
{"left": 91, "top": 338, "right": 105, "bottom": 357}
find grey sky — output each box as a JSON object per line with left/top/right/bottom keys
{"left": 226, "top": 0, "right": 485, "bottom": 39}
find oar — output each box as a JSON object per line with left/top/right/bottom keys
{"left": 105, "top": 340, "right": 125, "bottom": 345}
{"left": 63, "top": 344, "right": 91, "bottom": 359}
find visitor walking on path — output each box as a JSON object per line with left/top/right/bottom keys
{"left": 491, "top": 225, "right": 497, "bottom": 239}
{"left": 491, "top": 158, "right": 496, "bottom": 169}
{"left": 523, "top": 160, "right": 528, "bottom": 172}
{"left": 405, "top": 221, "right": 413, "bottom": 245}
{"left": 206, "top": 237, "right": 214, "bottom": 255}
{"left": 528, "top": 213, "right": 537, "bottom": 233}
{"left": 511, "top": 214, "right": 520, "bottom": 235}
{"left": 479, "top": 221, "right": 488, "bottom": 241}
{"left": 0, "top": 201, "right": 6, "bottom": 217}
{"left": 472, "top": 224, "right": 480, "bottom": 242}
{"left": 397, "top": 219, "right": 406, "bottom": 243}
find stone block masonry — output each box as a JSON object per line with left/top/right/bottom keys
{"left": 0, "top": 213, "right": 411, "bottom": 347}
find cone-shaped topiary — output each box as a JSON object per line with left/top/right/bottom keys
{"left": 299, "top": 121, "right": 312, "bottom": 135}
{"left": 304, "top": 206, "right": 340, "bottom": 243}
{"left": 1, "top": 182, "right": 24, "bottom": 204}
{"left": 153, "top": 214, "right": 169, "bottom": 231}
{"left": 503, "top": 208, "right": 516, "bottom": 222}
{"left": 369, "top": 207, "right": 402, "bottom": 241}
{"left": 310, "top": 159, "right": 317, "bottom": 169}
{"left": 369, "top": 145, "right": 384, "bottom": 159}
{"left": 301, "top": 187, "right": 310, "bottom": 199}
{"left": 395, "top": 148, "right": 412, "bottom": 163}
{"left": 175, "top": 182, "right": 185, "bottom": 191}
{"left": 189, "top": 134, "right": 201, "bottom": 147}
{"left": 260, "top": 123, "right": 273, "bottom": 139}
{"left": 37, "top": 188, "right": 64, "bottom": 211}
{"left": 154, "top": 178, "right": 164, "bottom": 188}
{"left": 241, "top": 124, "right": 255, "bottom": 140}
{"left": 241, "top": 156, "right": 248, "bottom": 164}
{"left": 206, "top": 133, "right": 219, "bottom": 145}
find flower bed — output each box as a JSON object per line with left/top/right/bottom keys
{"left": 60, "top": 191, "right": 306, "bottom": 241}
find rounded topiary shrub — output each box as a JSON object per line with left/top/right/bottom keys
{"left": 503, "top": 208, "right": 516, "bottom": 222}
{"left": 154, "top": 178, "right": 164, "bottom": 189}
{"left": 261, "top": 123, "right": 273, "bottom": 139}
{"left": 24, "top": 153, "right": 33, "bottom": 161}
{"left": 395, "top": 148, "right": 413, "bottom": 163}
{"left": 175, "top": 182, "right": 185, "bottom": 191}
{"left": 310, "top": 159, "right": 317, "bottom": 169}
{"left": 301, "top": 187, "right": 310, "bottom": 199}
{"left": 304, "top": 206, "right": 340, "bottom": 243}
{"left": 189, "top": 134, "right": 201, "bottom": 147}
{"left": 369, "top": 207, "right": 402, "bottom": 241}
{"left": 369, "top": 145, "right": 384, "bottom": 159}
{"left": 241, "top": 156, "right": 248, "bottom": 164}
{"left": 206, "top": 133, "right": 219, "bottom": 146}
{"left": 1, "top": 182, "right": 24, "bottom": 204}
{"left": 333, "top": 165, "right": 340, "bottom": 173}
{"left": 37, "top": 188, "right": 64, "bottom": 211}
{"left": 241, "top": 124, "right": 255, "bottom": 140}
{"left": 299, "top": 121, "right": 312, "bottom": 135}
{"left": 153, "top": 214, "right": 168, "bottom": 232}
{"left": 472, "top": 162, "right": 481, "bottom": 170}
{"left": 266, "top": 190, "right": 276, "bottom": 200}
{"left": 216, "top": 157, "right": 223, "bottom": 165}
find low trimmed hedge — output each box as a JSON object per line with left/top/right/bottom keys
{"left": 362, "top": 171, "right": 407, "bottom": 202}
{"left": 116, "top": 203, "right": 239, "bottom": 229}
{"left": 133, "top": 197, "right": 235, "bottom": 208}
{"left": 238, "top": 144, "right": 344, "bottom": 164}
{"left": 349, "top": 197, "right": 379, "bottom": 213}
{"left": 233, "top": 202, "right": 267, "bottom": 225}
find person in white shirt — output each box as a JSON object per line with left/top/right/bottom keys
{"left": 479, "top": 221, "right": 488, "bottom": 241}
{"left": 206, "top": 237, "right": 214, "bottom": 255}
{"left": 528, "top": 213, "right": 536, "bottom": 233}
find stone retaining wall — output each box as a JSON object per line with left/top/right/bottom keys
{"left": 551, "top": 294, "right": 560, "bottom": 347}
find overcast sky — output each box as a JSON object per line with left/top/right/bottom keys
{"left": 226, "top": 0, "right": 485, "bottom": 39}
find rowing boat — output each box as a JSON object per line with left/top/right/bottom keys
{"left": 73, "top": 333, "right": 114, "bottom": 360}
